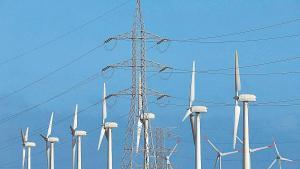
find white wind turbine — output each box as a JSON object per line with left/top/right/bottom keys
{"left": 233, "top": 50, "right": 241, "bottom": 150}
{"left": 238, "top": 94, "right": 256, "bottom": 169}
{"left": 97, "top": 83, "right": 118, "bottom": 169}
{"left": 267, "top": 141, "right": 293, "bottom": 169}
{"left": 207, "top": 138, "right": 238, "bottom": 169}
{"left": 135, "top": 76, "right": 156, "bottom": 169}
{"left": 70, "top": 104, "right": 87, "bottom": 169}
{"left": 21, "top": 127, "right": 36, "bottom": 169}
{"left": 40, "top": 112, "right": 59, "bottom": 169}
{"left": 182, "top": 61, "right": 208, "bottom": 169}
{"left": 165, "top": 144, "right": 178, "bottom": 169}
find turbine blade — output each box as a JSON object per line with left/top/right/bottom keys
{"left": 273, "top": 141, "right": 281, "bottom": 156}
{"left": 233, "top": 104, "right": 240, "bottom": 150}
{"left": 190, "top": 61, "right": 196, "bottom": 104}
{"left": 281, "top": 157, "right": 293, "bottom": 162}
{"left": 268, "top": 159, "right": 277, "bottom": 169}
{"left": 213, "top": 157, "right": 219, "bottom": 169}
{"left": 20, "top": 129, "right": 25, "bottom": 144}
{"left": 182, "top": 109, "right": 192, "bottom": 122}
{"left": 207, "top": 138, "right": 221, "bottom": 153}
{"left": 72, "top": 137, "right": 76, "bottom": 169}
{"left": 168, "top": 144, "right": 178, "bottom": 158}
{"left": 102, "top": 83, "right": 107, "bottom": 124}
{"left": 136, "top": 119, "right": 143, "bottom": 153}
{"left": 97, "top": 127, "right": 106, "bottom": 150}
{"left": 47, "top": 112, "right": 54, "bottom": 138}
{"left": 250, "top": 145, "right": 272, "bottom": 153}
{"left": 236, "top": 135, "right": 243, "bottom": 144}
{"left": 189, "top": 115, "right": 196, "bottom": 145}
{"left": 235, "top": 50, "right": 241, "bottom": 92}
{"left": 222, "top": 150, "right": 238, "bottom": 156}
{"left": 25, "top": 127, "right": 29, "bottom": 142}
{"left": 22, "top": 147, "right": 26, "bottom": 169}
{"left": 73, "top": 104, "right": 78, "bottom": 130}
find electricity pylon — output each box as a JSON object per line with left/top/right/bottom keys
{"left": 102, "top": 0, "right": 171, "bottom": 169}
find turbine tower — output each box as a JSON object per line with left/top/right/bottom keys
{"left": 183, "top": 61, "right": 208, "bottom": 169}
{"left": 97, "top": 83, "right": 118, "bottom": 169}
{"left": 70, "top": 104, "right": 87, "bottom": 169}
{"left": 238, "top": 94, "right": 256, "bottom": 169}
{"left": 207, "top": 138, "right": 238, "bottom": 169}
{"left": 268, "top": 141, "right": 293, "bottom": 169}
{"left": 233, "top": 50, "right": 241, "bottom": 150}
{"left": 165, "top": 144, "right": 177, "bottom": 169}
{"left": 41, "top": 112, "right": 59, "bottom": 169}
{"left": 21, "top": 127, "right": 36, "bottom": 169}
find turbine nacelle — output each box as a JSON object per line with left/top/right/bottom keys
{"left": 140, "top": 112, "right": 155, "bottom": 120}
{"left": 74, "top": 130, "right": 87, "bottom": 136}
{"left": 24, "top": 142, "right": 36, "bottom": 147}
{"left": 104, "top": 122, "right": 118, "bottom": 129}
{"left": 190, "top": 106, "right": 208, "bottom": 113}
{"left": 47, "top": 137, "right": 59, "bottom": 143}
{"left": 238, "top": 94, "right": 256, "bottom": 102}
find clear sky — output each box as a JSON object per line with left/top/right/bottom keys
{"left": 0, "top": 0, "right": 300, "bottom": 169}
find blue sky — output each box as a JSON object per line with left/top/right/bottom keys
{"left": 0, "top": 0, "right": 300, "bottom": 169}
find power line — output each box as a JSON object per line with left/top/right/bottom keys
{"left": 169, "top": 32, "right": 300, "bottom": 44}
{"left": 0, "top": 72, "right": 100, "bottom": 126}
{"left": 0, "top": 0, "right": 130, "bottom": 67}
{"left": 0, "top": 44, "right": 103, "bottom": 101}
{"left": 181, "top": 17, "right": 300, "bottom": 40}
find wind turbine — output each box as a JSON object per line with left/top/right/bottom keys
{"left": 70, "top": 104, "right": 87, "bottom": 169}
{"left": 207, "top": 138, "right": 238, "bottom": 169}
{"left": 182, "top": 61, "right": 208, "bottom": 169}
{"left": 21, "top": 127, "right": 36, "bottom": 169}
{"left": 41, "top": 112, "right": 59, "bottom": 169}
{"left": 165, "top": 144, "right": 178, "bottom": 169}
{"left": 97, "top": 83, "right": 118, "bottom": 169}
{"left": 267, "top": 141, "right": 293, "bottom": 169}
{"left": 135, "top": 76, "right": 156, "bottom": 169}
{"left": 238, "top": 94, "right": 256, "bottom": 169}
{"left": 233, "top": 50, "right": 241, "bottom": 150}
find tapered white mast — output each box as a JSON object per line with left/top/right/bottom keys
{"left": 41, "top": 112, "right": 59, "bottom": 169}
{"left": 182, "top": 61, "right": 208, "bottom": 169}
{"left": 21, "top": 128, "right": 36, "bottom": 169}
{"left": 238, "top": 94, "right": 256, "bottom": 169}
{"left": 97, "top": 83, "right": 118, "bottom": 169}
{"left": 70, "top": 105, "right": 87, "bottom": 169}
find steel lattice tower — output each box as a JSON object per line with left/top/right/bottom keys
{"left": 102, "top": 0, "right": 171, "bottom": 169}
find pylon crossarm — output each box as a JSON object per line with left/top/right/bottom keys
{"left": 105, "top": 88, "right": 132, "bottom": 100}
{"left": 145, "top": 60, "right": 173, "bottom": 72}
{"left": 104, "top": 32, "right": 133, "bottom": 43}
{"left": 146, "top": 88, "right": 170, "bottom": 100}
{"left": 102, "top": 59, "right": 132, "bottom": 72}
